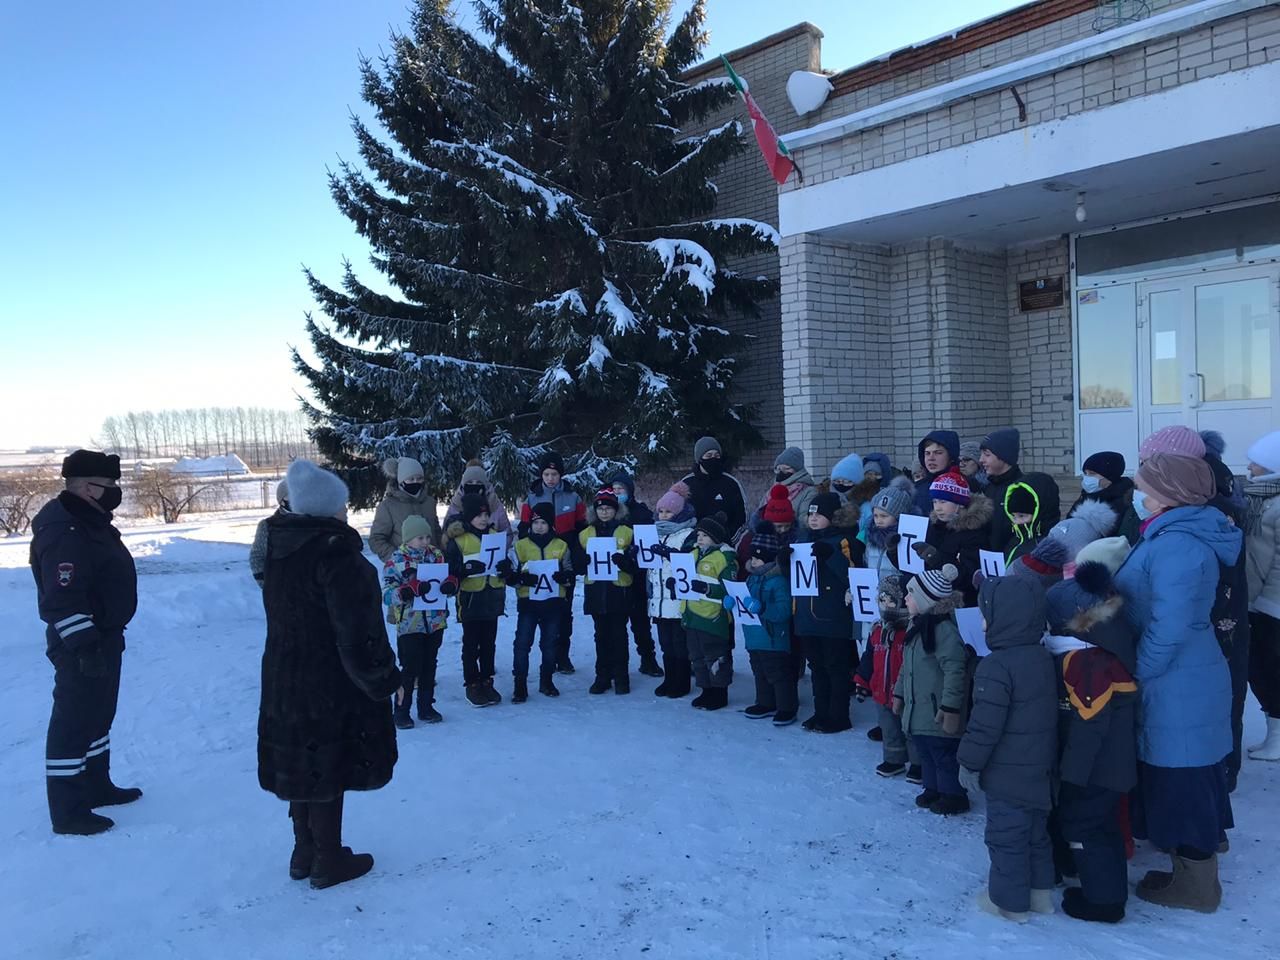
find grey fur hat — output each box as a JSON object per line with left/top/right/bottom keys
{"left": 285, "top": 460, "right": 349, "bottom": 518}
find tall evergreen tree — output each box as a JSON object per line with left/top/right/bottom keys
{"left": 297, "top": 0, "right": 778, "bottom": 503}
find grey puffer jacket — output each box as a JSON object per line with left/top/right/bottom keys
{"left": 958, "top": 577, "right": 1059, "bottom": 810}
{"left": 894, "top": 593, "right": 971, "bottom": 738}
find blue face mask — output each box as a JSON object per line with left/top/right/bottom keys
{"left": 615, "top": 492, "right": 629, "bottom": 504}
{"left": 1132, "top": 489, "right": 1156, "bottom": 521}
{"left": 1080, "top": 475, "right": 1102, "bottom": 494}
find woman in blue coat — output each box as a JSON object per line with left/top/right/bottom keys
{"left": 1113, "top": 453, "right": 1241, "bottom": 914}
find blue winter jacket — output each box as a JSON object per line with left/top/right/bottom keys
{"left": 1113, "top": 506, "right": 1241, "bottom": 768}
{"left": 742, "top": 563, "right": 791, "bottom": 653}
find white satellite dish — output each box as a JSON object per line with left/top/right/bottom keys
{"left": 786, "top": 71, "right": 833, "bottom": 116}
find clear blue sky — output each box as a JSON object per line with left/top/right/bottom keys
{"left": 0, "top": 0, "right": 1024, "bottom": 450}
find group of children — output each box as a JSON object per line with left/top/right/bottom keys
{"left": 369, "top": 429, "right": 1200, "bottom": 927}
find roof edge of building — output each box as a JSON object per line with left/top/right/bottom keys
{"left": 683, "top": 22, "right": 824, "bottom": 80}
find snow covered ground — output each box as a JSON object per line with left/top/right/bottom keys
{"left": 1, "top": 515, "right": 1278, "bottom": 960}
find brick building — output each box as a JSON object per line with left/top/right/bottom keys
{"left": 691, "top": 0, "right": 1280, "bottom": 486}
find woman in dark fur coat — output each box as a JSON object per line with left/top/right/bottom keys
{"left": 258, "top": 460, "right": 401, "bottom": 890}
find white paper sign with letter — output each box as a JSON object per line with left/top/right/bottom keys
{"left": 847, "top": 567, "right": 880, "bottom": 624}
{"left": 667, "top": 552, "right": 696, "bottom": 600}
{"left": 897, "top": 514, "right": 929, "bottom": 574}
{"left": 524, "top": 559, "right": 559, "bottom": 601}
{"left": 411, "top": 563, "right": 451, "bottom": 612}
{"left": 790, "top": 542, "right": 819, "bottom": 597}
{"left": 979, "top": 550, "right": 1007, "bottom": 579}
{"left": 633, "top": 524, "right": 662, "bottom": 570}
{"left": 586, "top": 537, "right": 619, "bottom": 582}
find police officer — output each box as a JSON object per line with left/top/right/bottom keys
{"left": 30, "top": 449, "right": 141, "bottom": 835}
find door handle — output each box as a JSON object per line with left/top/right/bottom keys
{"left": 1191, "top": 372, "right": 1206, "bottom": 408}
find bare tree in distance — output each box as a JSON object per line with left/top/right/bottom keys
{"left": 96, "top": 407, "right": 317, "bottom": 466}
{"left": 133, "top": 468, "right": 228, "bottom": 524}
{"left": 0, "top": 466, "right": 64, "bottom": 536}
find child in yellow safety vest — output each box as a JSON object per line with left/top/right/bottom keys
{"left": 444, "top": 493, "right": 508, "bottom": 708}
{"left": 509, "top": 502, "right": 574, "bottom": 702}
{"left": 577, "top": 488, "right": 639, "bottom": 695}
{"left": 678, "top": 511, "right": 738, "bottom": 711}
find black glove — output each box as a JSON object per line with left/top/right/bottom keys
{"left": 439, "top": 580, "right": 459, "bottom": 596}
{"left": 811, "top": 541, "right": 834, "bottom": 561}
{"left": 775, "top": 542, "right": 792, "bottom": 562}
{"left": 689, "top": 580, "right": 710, "bottom": 595}
{"left": 78, "top": 645, "right": 110, "bottom": 678}
{"left": 651, "top": 543, "right": 672, "bottom": 559}
{"left": 624, "top": 544, "right": 639, "bottom": 560}
{"left": 552, "top": 570, "right": 573, "bottom": 585}
{"left": 519, "top": 571, "right": 539, "bottom": 587}
{"left": 403, "top": 565, "right": 417, "bottom": 582}
{"left": 463, "top": 559, "right": 487, "bottom": 576}
{"left": 496, "top": 558, "right": 514, "bottom": 577}
{"left": 913, "top": 542, "right": 940, "bottom": 565}
{"left": 397, "top": 585, "right": 416, "bottom": 604}
{"left": 664, "top": 577, "right": 677, "bottom": 594}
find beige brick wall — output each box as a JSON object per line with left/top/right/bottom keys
{"left": 785, "top": 4, "right": 1280, "bottom": 191}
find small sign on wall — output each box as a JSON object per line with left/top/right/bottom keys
{"left": 1019, "top": 276, "right": 1065, "bottom": 312}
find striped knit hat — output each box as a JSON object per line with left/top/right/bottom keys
{"left": 906, "top": 563, "right": 958, "bottom": 613}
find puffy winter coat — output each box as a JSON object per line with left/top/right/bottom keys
{"left": 648, "top": 521, "right": 696, "bottom": 620}
{"left": 1113, "top": 506, "right": 1241, "bottom": 767}
{"left": 1245, "top": 480, "right": 1280, "bottom": 618}
{"left": 913, "top": 430, "right": 960, "bottom": 516}
{"left": 751, "top": 468, "right": 816, "bottom": 530}
{"left": 742, "top": 563, "right": 791, "bottom": 653}
{"left": 512, "top": 533, "right": 572, "bottom": 603}
{"left": 991, "top": 471, "right": 1062, "bottom": 563}
{"left": 369, "top": 474, "right": 442, "bottom": 563}
{"left": 443, "top": 487, "right": 513, "bottom": 547}
{"left": 681, "top": 544, "right": 736, "bottom": 638}
{"left": 381, "top": 544, "right": 451, "bottom": 636}
{"left": 443, "top": 521, "right": 508, "bottom": 622}
{"left": 520, "top": 480, "right": 587, "bottom": 539}
{"left": 854, "top": 619, "right": 910, "bottom": 708}
{"left": 791, "top": 505, "right": 864, "bottom": 638}
{"left": 921, "top": 494, "right": 994, "bottom": 607}
{"left": 894, "top": 599, "right": 971, "bottom": 738}
{"left": 258, "top": 514, "right": 400, "bottom": 802}
{"left": 1045, "top": 574, "right": 1138, "bottom": 795}
{"left": 957, "top": 577, "right": 1058, "bottom": 810}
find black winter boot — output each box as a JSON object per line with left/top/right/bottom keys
{"left": 639, "top": 652, "right": 664, "bottom": 677}
{"left": 393, "top": 701, "right": 415, "bottom": 729}
{"left": 90, "top": 782, "right": 143, "bottom": 808}
{"left": 665, "top": 659, "right": 692, "bottom": 698}
{"left": 653, "top": 656, "right": 672, "bottom": 696}
{"left": 1062, "top": 887, "right": 1125, "bottom": 924}
{"left": 52, "top": 811, "right": 114, "bottom": 836}
{"left": 512, "top": 676, "right": 529, "bottom": 704}
{"left": 614, "top": 676, "right": 631, "bottom": 695}
{"left": 310, "top": 847, "right": 375, "bottom": 890}
{"left": 695, "top": 687, "right": 728, "bottom": 711}
{"left": 589, "top": 677, "right": 612, "bottom": 694}
{"left": 539, "top": 668, "right": 560, "bottom": 697}
{"left": 288, "top": 802, "right": 314, "bottom": 880}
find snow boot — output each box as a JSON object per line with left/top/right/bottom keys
{"left": 288, "top": 804, "right": 314, "bottom": 881}
{"left": 743, "top": 704, "right": 776, "bottom": 719}
{"left": 1248, "top": 716, "right": 1280, "bottom": 760}
{"left": 1029, "top": 889, "right": 1055, "bottom": 914}
{"left": 1061, "top": 887, "right": 1124, "bottom": 924}
{"left": 512, "top": 676, "right": 529, "bottom": 704}
{"left": 876, "top": 762, "right": 906, "bottom": 778}
{"left": 485, "top": 680, "right": 502, "bottom": 705}
{"left": 419, "top": 705, "right": 443, "bottom": 723}
{"left": 556, "top": 656, "right": 576, "bottom": 676}
{"left": 639, "top": 653, "right": 664, "bottom": 678}
{"left": 1136, "top": 854, "right": 1222, "bottom": 913}
{"left": 815, "top": 718, "right": 852, "bottom": 734}
{"left": 905, "top": 765, "right": 924, "bottom": 785}
{"left": 53, "top": 811, "right": 114, "bottom": 836}
{"left": 310, "top": 847, "right": 375, "bottom": 890}
{"left": 466, "top": 682, "right": 492, "bottom": 707}
{"left": 665, "top": 659, "right": 692, "bottom": 698}
{"left": 615, "top": 677, "right": 631, "bottom": 695}
{"left": 976, "top": 888, "right": 1029, "bottom": 924}
{"left": 589, "top": 677, "right": 612, "bottom": 695}
{"left": 801, "top": 714, "right": 822, "bottom": 732}
{"left": 690, "top": 688, "right": 711, "bottom": 709}
{"left": 929, "top": 793, "right": 971, "bottom": 816}
{"left": 393, "top": 702, "right": 415, "bottom": 729}
{"left": 773, "top": 709, "right": 798, "bottom": 726}
{"left": 89, "top": 782, "right": 143, "bottom": 808}
{"left": 695, "top": 688, "right": 728, "bottom": 711}
{"left": 867, "top": 726, "right": 884, "bottom": 742}
{"left": 915, "top": 788, "right": 940, "bottom": 809}
{"left": 539, "top": 668, "right": 560, "bottom": 697}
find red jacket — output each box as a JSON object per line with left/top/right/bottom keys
{"left": 854, "top": 621, "right": 910, "bottom": 708}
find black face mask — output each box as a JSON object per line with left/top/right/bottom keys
{"left": 90, "top": 484, "right": 123, "bottom": 513}
{"left": 774, "top": 470, "right": 792, "bottom": 483}
{"left": 462, "top": 483, "right": 485, "bottom": 497}
{"left": 700, "top": 458, "right": 723, "bottom": 476}
{"left": 832, "top": 482, "right": 855, "bottom": 496}
{"left": 400, "top": 481, "right": 424, "bottom": 497}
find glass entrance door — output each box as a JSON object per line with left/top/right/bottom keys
{"left": 1136, "top": 267, "right": 1279, "bottom": 470}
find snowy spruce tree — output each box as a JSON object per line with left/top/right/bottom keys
{"left": 297, "top": 0, "right": 779, "bottom": 503}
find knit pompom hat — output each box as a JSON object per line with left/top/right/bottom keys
{"left": 871, "top": 477, "right": 914, "bottom": 519}
{"left": 397, "top": 457, "right": 425, "bottom": 483}
{"left": 593, "top": 487, "right": 620, "bottom": 510}
{"left": 929, "top": 469, "right": 971, "bottom": 506}
{"left": 750, "top": 522, "right": 780, "bottom": 561}
{"left": 906, "top": 563, "right": 958, "bottom": 614}
{"left": 655, "top": 481, "right": 690, "bottom": 515}
{"left": 1139, "top": 425, "right": 1206, "bottom": 461}
{"left": 762, "top": 483, "right": 796, "bottom": 524}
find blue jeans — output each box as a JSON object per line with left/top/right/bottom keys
{"left": 514, "top": 600, "right": 563, "bottom": 678}
{"left": 912, "top": 734, "right": 962, "bottom": 797}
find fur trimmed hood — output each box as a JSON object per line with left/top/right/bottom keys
{"left": 945, "top": 493, "right": 994, "bottom": 531}
{"left": 832, "top": 502, "right": 862, "bottom": 531}
{"left": 587, "top": 500, "right": 631, "bottom": 527}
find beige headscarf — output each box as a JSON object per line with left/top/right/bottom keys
{"left": 1135, "top": 453, "right": 1214, "bottom": 507}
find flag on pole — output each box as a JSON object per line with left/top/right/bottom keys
{"left": 721, "top": 55, "right": 798, "bottom": 186}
